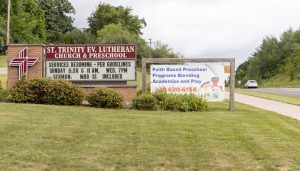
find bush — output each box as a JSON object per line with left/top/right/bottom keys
{"left": 87, "top": 87, "right": 124, "bottom": 108}
{"left": 0, "top": 89, "right": 9, "bottom": 102}
{"left": 43, "top": 80, "right": 84, "bottom": 105}
{"left": 10, "top": 79, "right": 36, "bottom": 103}
{"left": 0, "top": 80, "right": 7, "bottom": 101}
{"left": 152, "top": 91, "right": 209, "bottom": 112}
{"left": 132, "top": 94, "right": 157, "bottom": 110}
{"left": 10, "top": 79, "right": 84, "bottom": 105}
{"left": 152, "top": 90, "right": 169, "bottom": 110}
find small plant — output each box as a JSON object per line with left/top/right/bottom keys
{"left": 132, "top": 94, "right": 157, "bottom": 111}
{"left": 10, "top": 79, "right": 35, "bottom": 103}
{"left": 10, "top": 79, "right": 84, "bottom": 105}
{"left": 43, "top": 80, "right": 84, "bottom": 105}
{"left": 152, "top": 91, "right": 208, "bottom": 112}
{"left": 87, "top": 87, "right": 124, "bottom": 108}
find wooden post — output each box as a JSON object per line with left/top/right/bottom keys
{"left": 229, "top": 59, "right": 235, "bottom": 111}
{"left": 142, "top": 59, "right": 147, "bottom": 92}
{"left": 6, "top": 0, "right": 11, "bottom": 45}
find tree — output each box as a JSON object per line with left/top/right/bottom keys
{"left": 63, "top": 29, "right": 95, "bottom": 44}
{"left": 2, "top": 0, "right": 47, "bottom": 43}
{"left": 151, "top": 41, "right": 182, "bottom": 58}
{"left": 236, "top": 28, "right": 300, "bottom": 83}
{"left": 96, "top": 23, "right": 151, "bottom": 63}
{"left": 284, "top": 44, "right": 300, "bottom": 80}
{"left": 37, "top": 0, "right": 75, "bottom": 43}
{"left": 235, "top": 59, "right": 250, "bottom": 84}
{"left": 88, "top": 3, "right": 146, "bottom": 36}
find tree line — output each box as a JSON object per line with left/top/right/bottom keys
{"left": 236, "top": 28, "right": 300, "bottom": 84}
{"left": 0, "top": 0, "right": 181, "bottom": 61}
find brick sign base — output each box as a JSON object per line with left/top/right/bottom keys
{"left": 7, "top": 44, "right": 44, "bottom": 89}
{"left": 7, "top": 44, "right": 137, "bottom": 102}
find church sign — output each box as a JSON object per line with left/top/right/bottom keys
{"left": 45, "top": 45, "right": 136, "bottom": 81}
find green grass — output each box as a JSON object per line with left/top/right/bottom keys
{"left": 0, "top": 102, "right": 300, "bottom": 170}
{"left": 261, "top": 74, "right": 300, "bottom": 88}
{"left": 0, "top": 56, "right": 7, "bottom": 68}
{"left": 0, "top": 74, "right": 7, "bottom": 89}
{"left": 235, "top": 88, "right": 300, "bottom": 106}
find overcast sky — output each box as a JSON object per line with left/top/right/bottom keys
{"left": 69, "top": 0, "right": 300, "bottom": 66}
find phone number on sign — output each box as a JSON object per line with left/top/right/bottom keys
{"left": 159, "top": 87, "right": 197, "bottom": 93}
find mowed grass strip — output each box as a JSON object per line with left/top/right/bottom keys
{"left": 0, "top": 56, "right": 7, "bottom": 68}
{"left": 0, "top": 74, "right": 7, "bottom": 89}
{"left": 0, "top": 102, "right": 300, "bottom": 170}
{"left": 235, "top": 88, "right": 300, "bottom": 106}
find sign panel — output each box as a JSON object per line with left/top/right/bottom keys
{"left": 46, "top": 60, "right": 135, "bottom": 81}
{"left": 46, "top": 45, "right": 136, "bottom": 59}
{"left": 150, "top": 64, "right": 225, "bottom": 101}
{"left": 45, "top": 45, "right": 136, "bottom": 81}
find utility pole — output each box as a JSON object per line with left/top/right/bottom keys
{"left": 148, "top": 38, "right": 152, "bottom": 48}
{"left": 6, "top": 0, "right": 11, "bottom": 45}
{"left": 147, "top": 38, "right": 153, "bottom": 58}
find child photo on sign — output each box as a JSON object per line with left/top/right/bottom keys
{"left": 210, "top": 77, "right": 223, "bottom": 99}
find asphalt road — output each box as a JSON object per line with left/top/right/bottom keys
{"left": 0, "top": 67, "right": 7, "bottom": 74}
{"left": 248, "top": 88, "right": 300, "bottom": 97}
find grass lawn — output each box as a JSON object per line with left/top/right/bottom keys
{"left": 235, "top": 88, "right": 300, "bottom": 106}
{"left": 261, "top": 74, "right": 300, "bottom": 88}
{"left": 0, "top": 102, "right": 300, "bottom": 170}
{"left": 0, "top": 74, "right": 7, "bottom": 89}
{"left": 0, "top": 55, "right": 7, "bottom": 68}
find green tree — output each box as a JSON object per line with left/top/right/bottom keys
{"left": 151, "top": 41, "right": 182, "bottom": 58}
{"left": 284, "top": 44, "right": 300, "bottom": 80}
{"left": 88, "top": 3, "right": 146, "bottom": 36}
{"left": 236, "top": 59, "right": 250, "bottom": 84}
{"left": 96, "top": 23, "right": 151, "bottom": 64}
{"left": 37, "top": 0, "right": 75, "bottom": 43}
{"left": 0, "top": 0, "right": 46, "bottom": 43}
{"left": 63, "top": 29, "right": 95, "bottom": 44}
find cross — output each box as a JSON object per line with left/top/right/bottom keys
{"left": 9, "top": 47, "right": 38, "bottom": 80}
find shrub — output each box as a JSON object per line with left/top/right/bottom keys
{"left": 132, "top": 94, "right": 157, "bottom": 110}
{"left": 43, "top": 80, "right": 84, "bottom": 105}
{"left": 10, "top": 79, "right": 84, "bottom": 105}
{"left": 0, "top": 89, "right": 9, "bottom": 102}
{"left": 152, "top": 90, "right": 169, "bottom": 110}
{"left": 152, "top": 91, "right": 208, "bottom": 112}
{"left": 10, "top": 79, "right": 36, "bottom": 103}
{"left": 0, "top": 80, "right": 7, "bottom": 101}
{"left": 87, "top": 87, "right": 124, "bottom": 108}
{"left": 184, "top": 94, "right": 208, "bottom": 112}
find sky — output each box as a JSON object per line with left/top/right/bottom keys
{"left": 69, "top": 0, "right": 300, "bottom": 66}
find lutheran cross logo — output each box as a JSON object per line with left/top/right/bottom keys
{"left": 9, "top": 47, "right": 38, "bottom": 80}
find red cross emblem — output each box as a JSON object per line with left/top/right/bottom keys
{"left": 9, "top": 47, "right": 38, "bottom": 80}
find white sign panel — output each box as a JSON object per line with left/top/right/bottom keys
{"left": 151, "top": 64, "right": 225, "bottom": 101}
{"left": 46, "top": 60, "right": 136, "bottom": 81}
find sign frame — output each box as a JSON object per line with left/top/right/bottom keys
{"left": 142, "top": 58, "right": 235, "bottom": 111}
